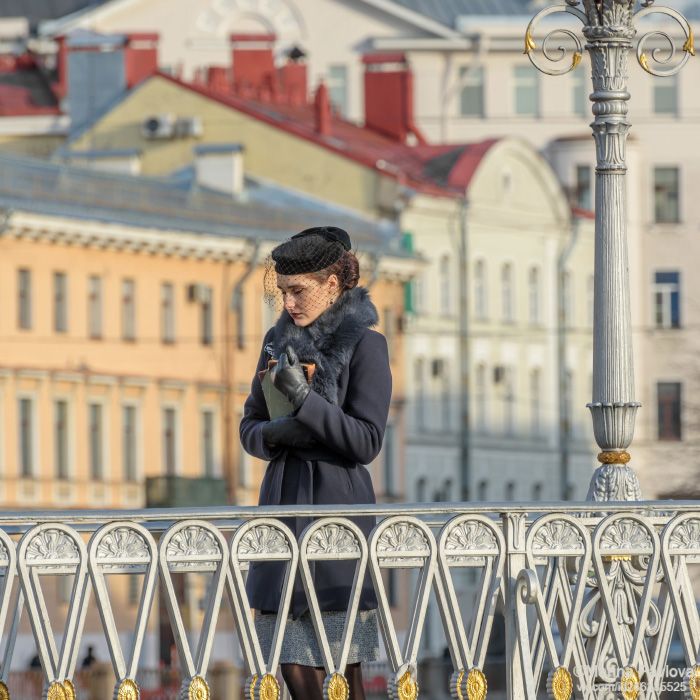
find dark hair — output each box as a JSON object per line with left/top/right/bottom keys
{"left": 311, "top": 250, "right": 360, "bottom": 292}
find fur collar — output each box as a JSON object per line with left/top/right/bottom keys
{"left": 267, "top": 286, "right": 378, "bottom": 405}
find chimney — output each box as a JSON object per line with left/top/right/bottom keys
{"left": 362, "top": 52, "right": 426, "bottom": 144}
{"left": 314, "top": 82, "right": 331, "bottom": 136}
{"left": 206, "top": 66, "right": 230, "bottom": 93}
{"left": 194, "top": 143, "right": 245, "bottom": 197}
{"left": 230, "top": 33, "right": 276, "bottom": 96}
{"left": 124, "top": 32, "right": 159, "bottom": 88}
{"left": 54, "top": 35, "right": 68, "bottom": 98}
{"left": 277, "top": 46, "right": 307, "bottom": 105}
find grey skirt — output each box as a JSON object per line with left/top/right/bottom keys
{"left": 255, "top": 609, "right": 380, "bottom": 667}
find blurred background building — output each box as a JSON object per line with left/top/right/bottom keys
{"left": 0, "top": 0, "right": 696, "bottom": 669}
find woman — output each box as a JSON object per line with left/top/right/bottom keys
{"left": 240, "top": 226, "right": 392, "bottom": 699}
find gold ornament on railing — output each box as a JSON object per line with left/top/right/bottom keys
{"left": 257, "top": 673, "right": 280, "bottom": 700}
{"left": 687, "top": 664, "right": 700, "bottom": 700}
{"left": 395, "top": 670, "right": 419, "bottom": 700}
{"left": 620, "top": 666, "right": 640, "bottom": 700}
{"left": 46, "top": 682, "right": 67, "bottom": 700}
{"left": 188, "top": 675, "right": 210, "bottom": 700}
{"left": 547, "top": 666, "right": 573, "bottom": 700}
{"left": 62, "top": 679, "right": 75, "bottom": 700}
{"left": 465, "top": 668, "right": 487, "bottom": 700}
{"left": 117, "top": 678, "right": 140, "bottom": 700}
{"left": 325, "top": 672, "right": 350, "bottom": 700}
{"left": 0, "top": 680, "right": 9, "bottom": 700}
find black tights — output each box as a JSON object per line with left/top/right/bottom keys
{"left": 281, "top": 663, "right": 366, "bottom": 700}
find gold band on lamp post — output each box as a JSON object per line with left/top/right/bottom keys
{"left": 597, "top": 451, "right": 631, "bottom": 464}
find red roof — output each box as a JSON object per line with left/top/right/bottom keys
{"left": 157, "top": 72, "right": 498, "bottom": 199}
{"left": 0, "top": 54, "right": 61, "bottom": 117}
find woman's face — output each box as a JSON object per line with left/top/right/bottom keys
{"left": 277, "top": 273, "right": 340, "bottom": 326}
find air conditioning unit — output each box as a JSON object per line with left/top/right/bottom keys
{"left": 493, "top": 366, "right": 505, "bottom": 384}
{"left": 142, "top": 114, "right": 176, "bottom": 139}
{"left": 186, "top": 283, "right": 211, "bottom": 304}
{"left": 174, "top": 116, "right": 203, "bottom": 138}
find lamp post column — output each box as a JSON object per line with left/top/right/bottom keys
{"left": 524, "top": 0, "right": 694, "bottom": 501}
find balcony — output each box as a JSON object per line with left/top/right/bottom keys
{"left": 1, "top": 501, "right": 699, "bottom": 699}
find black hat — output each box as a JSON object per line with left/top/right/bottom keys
{"left": 271, "top": 226, "right": 352, "bottom": 275}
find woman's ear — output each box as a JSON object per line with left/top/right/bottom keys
{"left": 327, "top": 274, "right": 340, "bottom": 293}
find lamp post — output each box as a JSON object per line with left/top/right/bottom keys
{"left": 525, "top": 0, "right": 694, "bottom": 501}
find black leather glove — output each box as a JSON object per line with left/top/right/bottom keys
{"left": 271, "top": 347, "right": 310, "bottom": 410}
{"left": 261, "top": 417, "right": 316, "bottom": 448}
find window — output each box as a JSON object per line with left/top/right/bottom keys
{"left": 654, "top": 167, "right": 680, "bottom": 223}
{"left": 383, "top": 423, "right": 395, "bottom": 497}
{"left": 654, "top": 271, "right": 681, "bottom": 329}
{"left": 658, "top": 382, "right": 681, "bottom": 440}
{"left": 475, "top": 364, "right": 487, "bottom": 433}
{"left": 161, "top": 283, "right": 175, "bottom": 344}
{"left": 384, "top": 307, "right": 396, "bottom": 355}
{"left": 575, "top": 165, "right": 592, "bottom": 210}
{"left": 562, "top": 271, "right": 574, "bottom": 326}
{"left": 19, "top": 397, "right": 35, "bottom": 477}
{"left": 653, "top": 75, "right": 678, "bottom": 116}
{"left": 532, "top": 482, "right": 543, "bottom": 501}
{"left": 128, "top": 574, "right": 140, "bottom": 606}
{"left": 439, "top": 256, "right": 451, "bottom": 315}
{"left": 474, "top": 260, "right": 487, "bottom": 320}
{"left": 122, "top": 279, "right": 136, "bottom": 341}
{"left": 440, "top": 365, "right": 451, "bottom": 430}
{"left": 200, "top": 286, "right": 213, "bottom": 346}
{"left": 504, "top": 368, "right": 516, "bottom": 436}
{"left": 414, "top": 359, "right": 425, "bottom": 430}
{"left": 18, "top": 268, "right": 32, "bottom": 330}
{"left": 163, "top": 407, "right": 178, "bottom": 474}
{"left": 53, "top": 272, "right": 68, "bottom": 333}
{"left": 477, "top": 480, "right": 488, "bottom": 501}
{"left": 505, "top": 481, "right": 515, "bottom": 501}
{"left": 514, "top": 65, "right": 539, "bottom": 116}
{"left": 459, "top": 65, "right": 485, "bottom": 117}
{"left": 123, "top": 405, "right": 137, "bottom": 482}
{"left": 501, "top": 263, "right": 514, "bottom": 322}
{"left": 328, "top": 64, "right": 348, "bottom": 117}
{"left": 563, "top": 370, "right": 574, "bottom": 437}
{"left": 88, "top": 275, "right": 102, "bottom": 339}
{"left": 528, "top": 267, "right": 540, "bottom": 324}
{"left": 416, "top": 477, "right": 426, "bottom": 502}
{"left": 201, "top": 409, "right": 216, "bottom": 477}
{"left": 54, "top": 400, "right": 69, "bottom": 480}
{"left": 587, "top": 275, "right": 595, "bottom": 327}
{"left": 572, "top": 70, "right": 589, "bottom": 117}
{"left": 89, "top": 403, "right": 104, "bottom": 480}
{"left": 530, "top": 368, "right": 541, "bottom": 436}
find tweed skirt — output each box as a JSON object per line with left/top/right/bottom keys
{"left": 255, "top": 609, "right": 380, "bottom": 667}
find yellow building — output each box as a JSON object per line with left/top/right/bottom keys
{"left": 0, "top": 152, "right": 414, "bottom": 512}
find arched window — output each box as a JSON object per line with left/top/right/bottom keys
{"left": 528, "top": 266, "right": 540, "bottom": 324}
{"left": 474, "top": 260, "right": 487, "bottom": 320}
{"left": 501, "top": 263, "right": 514, "bottom": 322}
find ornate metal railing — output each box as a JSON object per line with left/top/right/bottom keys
{"left": 0, "top": 502, "right": 699, "bottom": 700}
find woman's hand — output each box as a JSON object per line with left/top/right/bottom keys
{"left": 261, "top": 416, "right": 316, "bottom": 448}
{"left": 271, "top": 348, "right": 310, "bottom": 409}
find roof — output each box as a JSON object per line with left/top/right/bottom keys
{"left": 386, "top": 0, "right": 531, "bottom": 27}
{"left": 0, "top": 1, "right": 107, "bottom": 27}
{"left": 148, "top": 74, "right": 498, "bottom": 199}
{"left": 0, "top": 152, "right": 405, "bottom": 254}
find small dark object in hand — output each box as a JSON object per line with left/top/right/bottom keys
{"left": 271, "top": 347, "right": 311, "bottom": 410}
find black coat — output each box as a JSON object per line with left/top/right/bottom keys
{"left": 240, "top": 287, "right": 392, "bottom": 617}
